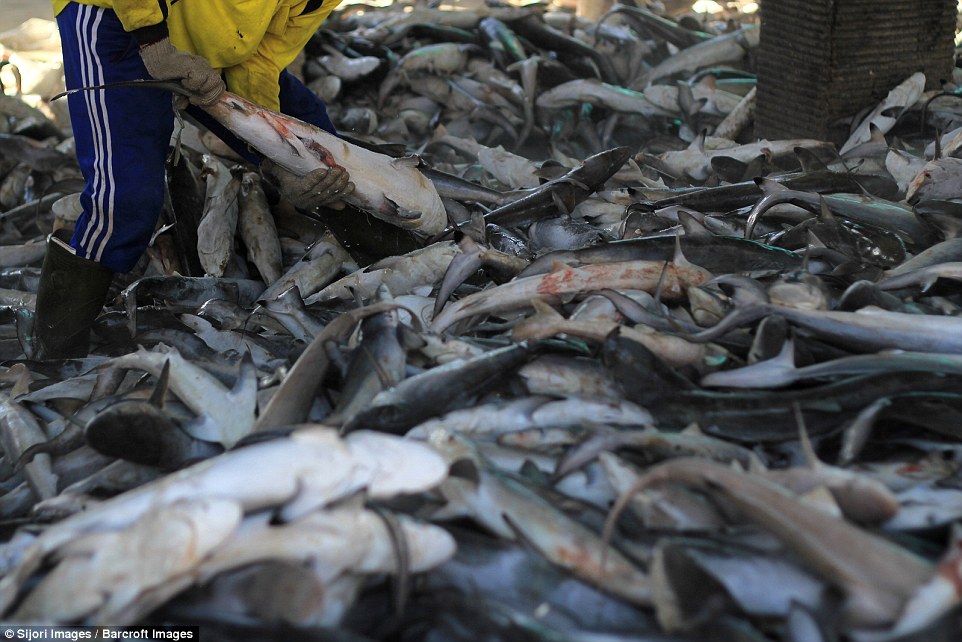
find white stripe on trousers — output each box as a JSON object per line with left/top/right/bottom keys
{"left": 76, "top": 5, "right": 100, "bottom": 251}
{"left": 76, "top": 5, "right": 115, "bottom": 263}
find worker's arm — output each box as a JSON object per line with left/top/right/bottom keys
{"left": 110, "top": 0, "right": 173, "bottom": 45}
{"left": 233, "top": 0, "right": 354, "bottom": 209}
{"left": 112, "top": 1, "right": 223, "bottom": 105}
{"left": 224, "top": 0, "right": 341, "bottom": 111}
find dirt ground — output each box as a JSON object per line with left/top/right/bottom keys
{"left": 0, "top": 1, "right": 54, "bottom": 34}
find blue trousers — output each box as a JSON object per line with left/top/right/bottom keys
{"left": 58, "top": 3, "right": 336, "bottom": 272}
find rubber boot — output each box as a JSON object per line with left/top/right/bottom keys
{"left": 32, "top": 230, "right": 113, "bottom": 360}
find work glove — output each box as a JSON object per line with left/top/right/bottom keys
{"left": 262, "top": 160, "right": 356, "bottom": 211}
{"left": 139, "top": 37, "right": 224, "bottom": 107}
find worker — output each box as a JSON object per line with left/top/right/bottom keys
{"left": 34, "top": 0, "right": 354, "bottom": 359}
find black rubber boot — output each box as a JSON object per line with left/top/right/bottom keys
{"left": 32, "top": 230, "right": 113, "bottom": 360}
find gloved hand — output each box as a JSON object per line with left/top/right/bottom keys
{"left": 139, "top": 37, "right": 224, "bottom": 106}
{"left": 263, "top": 160, "right": 356, "bottom": 211}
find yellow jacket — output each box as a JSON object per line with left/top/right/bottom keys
{"left": 52, "top": 0, "right": 340, "bottom": 110}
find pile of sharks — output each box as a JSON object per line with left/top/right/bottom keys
{"left": 0, "top": 1, "right": 960, "bottom": 640}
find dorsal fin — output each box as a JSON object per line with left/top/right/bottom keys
{"left": 433, "top": 233, "right": 483, "bottom": 319}
{"left": 689, "top": 128, "right": 707, "bottom": 153}
{"left": 229, "top": 351, "right": 258, "bottom": 409}
{"left": 799, "top": 485, "right": 843, "bottom": 517}
{"left": 915, "top": 201, "right": 962, "bottom": 239}
{"left": 794, "top": 147, "right": 829, "bottom": 172}
{"left": 817, "top": 196, "right": 835, "bottom": 222}
{"left": 676, "top": 81, "right": 694, "bottom": 114}
{"left": 867, "top": 122, "right": 887, "bottom": 147}
{"left": 794, "top": 401, "right": 822, "bottom": 469}
{"left": 775, "top": 335, "right": 797, "bottom": 370}
{"left": 681, "top": 423, "right": 703, "bottom": 436}
{"left": 9, "top": 363, "right": 31, "bottom": 399}
{"left": 529, "top": 297, "right": 564, "bottom": 320}
{"left": 748, "top": 454, "right": 768, "bottom": 473}
{"left": 919, "top": 267, "right": 942, "bottom": 293}
{"left": 740, "top": 154, "right": 768, "bottom": 182}
{"left": 347, "top": 284, "right": 364, "bottom": 309}
{"left": 805, "top": 229, "right": 827, "bottom": 250}
{"left": 535, "top": 161, "right": 569, "bottom": 182}
{"left": 699, "top": 75, "right": 717, "bottom": 91}
{"left": 677, "top": 209, "right": 712, "bottom": 237}
{"left": 512, "top": 299, "right": 566, "bottom": 341}
{"left": 653, "top": 232, "right": 694, "bottom": 307}
{"left": 671, "top": 230, "right": 696, "bottom": 270}
{"left": 148, "top": 359, "right": 171, "bottom": 408}
{"left": 463, "top": 209, "right": 486, "bottom": 243}
{"left": 652, "top": 260, "right": 671, "bottom": 307}
{"left": 754, "top": 176, "right": 789, "bottom": 194}
{"left": 710, "top": 155, "right": 749, "bottom": 183}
